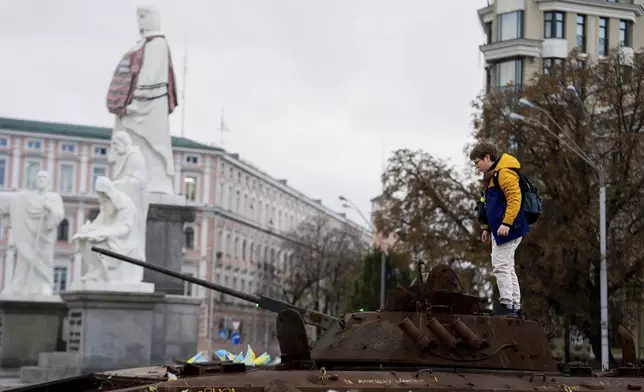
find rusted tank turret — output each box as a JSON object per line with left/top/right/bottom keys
{"left": 11, "top": 247, "right": 644, "bottom": 392}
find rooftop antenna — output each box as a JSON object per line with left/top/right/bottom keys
{"left": 218, "top": 109, "right": 230, "bottom": 146}
{"left": 180, "top": 44, "right": 188, "bottom": 138}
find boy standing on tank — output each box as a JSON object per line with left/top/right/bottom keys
{"left": 470, "top": 142, "right": 528, "bottom": 317}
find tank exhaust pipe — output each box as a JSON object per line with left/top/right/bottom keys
{"left": 399, "top": 317, "right": 437, "bottom": 352}
{"left": 427, "top": 317, "right": 459, "bottom": 349}
{"left": 451, "top": 318, "right": 489, "bottom": 349}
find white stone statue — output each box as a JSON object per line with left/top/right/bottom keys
{"left": 72, "top": 176, "right": 145, "bottom": 285}
{"left": 0, "top": 171, "right": 64, "bottom": 296}
{"left": 106, "top": 6, "right": 178, "bottom": 196}
{"left": 109, "top": 131, "right": 148, "bottom": 276}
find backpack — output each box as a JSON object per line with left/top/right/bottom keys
{"left": 492, "top": 168, "right": 542, "bottom": 225}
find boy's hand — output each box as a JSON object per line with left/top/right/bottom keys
{"left": 481, "top": 230, "right": 490, "bottom": 243}
{"left": 497, "top": 225, "right": 510, "bottom": 236}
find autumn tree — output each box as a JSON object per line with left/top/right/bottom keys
{"left": 372, "top": 149, "right": 493, "bottom": 299}
{"left": 342, "top": 248, "right": 413, "bottom": 313}
{"left": 270, "top": 214, "right": 367, "bottom": 316}
{"left": 469, "top": 48, "right": 644, "bottom": 365}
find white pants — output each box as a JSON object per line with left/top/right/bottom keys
{"left": 491, "top": 236, "right": 522, "bottom": 309}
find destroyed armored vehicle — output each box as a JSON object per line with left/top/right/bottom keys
{"left": 8, "top": 247, "right": 644, "bottom": 392}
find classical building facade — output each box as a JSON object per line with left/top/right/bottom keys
{"left": 478, "top": 0, "right": 644, "bottom": 92}
{"left": 0, "top": 116, "right": 371, "bottom": 356}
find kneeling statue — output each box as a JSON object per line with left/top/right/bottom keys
{"left": 73, "top": 176, "right": 142, "bottom": 284}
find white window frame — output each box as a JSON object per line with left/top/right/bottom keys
{"left": 92, "top": 144, "right": 108, "bottom": 157}
{"left": 181, "top": 265, "right": 199, "bottom": 297}
{"left": 53, "top": 265, "right": 69, "bottom": 294}
{"left": 59, "top": 142, "right": 77, "bottom": 154}
{"left": 0, "top": 154, "right": 7, "bottom": 190}
{"left": 57, "top": 215, "right": 73, "bottom": 243}
{"left": 58, "top": 161, "right": 76, "bottom": 194}
{"left": 185, "top": 154, "right": 200, "bottom": 165}
{"left": 90, "top": 164, "right": 108, "bottom": 194}
{"left": 183, "top": 223, "right": 198, "bottom": 250}
{"left": 23, "top": 158, "right": 43, "bottom": 190}
{"left": 183, "top": 173, "right": 199, "bottom": 202}
{"left": 26, "top": 139, "right": 44, "bottom": 152}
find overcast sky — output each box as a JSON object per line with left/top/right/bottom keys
{"left": 0, "top": 0, "right": 487, "bottom": 227}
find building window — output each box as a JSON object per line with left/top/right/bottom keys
{"left": 497, "top": 11, "right": 524, "bottom": 42}
{"left": 93, "top": 145, "right": 107, "bottom": 156}
{"left": 24, "top": 160, "right": 41, "bottom": 189}
{"left": 184, "top": 273, "right": 195, "bottom": 296}
{"left": 184, "top": 227, "right": 195, "bottom": 249}
{"left": 619, "top": 20, "right": 632, "bottom": 47}
{"left": 544, "top": 11, "right": 565, "bottom": 39}
{"left": 495, "top": 59, "right": 523, "bottom": 89}
{"left": 227, "top": 186, "right": 233, "bottom": 210}
{"left": 484, "top": 22, "right": 492, "bottom": 44}
{"left": 183, "top": 175, "right": 197, "bottom": 201}
{"left": 0, "top": 157, "right": 6, "bottom": 189}
{"left": 60, "top": 143, "right": 76, "bottom": 153}
{"left": 91, "top": 165, "right": 107, "bottom": 193}
{"left": 57, "top": 218, "right": 69, "bottom": 242}
{"left": 599, "top": 18, "right": 608, "bottom": 56}
{"left": 235, "top": 190, "right": 241, "bottom": 213}
{"left": 26, "top": 139, "right": 43, "bottom": 151}
{"left": 234, "top": 237, "right": 239, "bottom": 258}
{"left": 0, "top": 138, "right": 8, "bottom": 148}
{"left": 185, "top": 155, "right": 199, "bottom": 164}
{"left": 53, "top": 266, "right": 67, "bottom": 294}
{"left": 576, "top": 15, "right": 586, "bottom": 52}
{"left": 59, "top": 162, "right": 75, "bottom": 193}
{"left": 543, "top": 58, "right": 563, "bottom": 75}
{"left": 242, "top": 239, "right": 247, "bottom": 261}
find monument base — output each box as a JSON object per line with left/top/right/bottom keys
{"left": 145, "top": 203, "right": 196, "bottom": 295}
{"left": 148, "top": 192, "right": 186, "bottom": 206}
{"left": 0, "top": 295, "right": 67, "bottom": 368}
{"left": 19, "top": 294, "right": 202, "bottom": 384}
{"left": 151, "top": 295, "right": 202, "bottom": 364}
{"left": 68, "top": 281, "right": 155, "bottom": 293}
{"left": 60, "top": 290, "right": 164, "bottom": 373}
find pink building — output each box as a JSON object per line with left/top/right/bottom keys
{"left": 0, "top": 116, "right": 371, "bottom": 357}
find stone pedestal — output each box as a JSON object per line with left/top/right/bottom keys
{"left": 151, "top": 295, "right": 202, "bottom": 364}
{"left": 0, "top": 295, "right": 67, "bottom": 368}
{"left": 61, "top": 290, "right": 164, "bottom": 373}
{"left": 145, "top": 203, "right": 196, "bottom": 295}
{"left": 69, "top": 281, "right": 155, "bottom": 293}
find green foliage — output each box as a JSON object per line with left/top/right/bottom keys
{"left": 342, "top": 248, "right": 412, "bottom": 313}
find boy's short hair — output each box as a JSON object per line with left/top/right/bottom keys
{"left": 469, "top": 142, "right": 498, "bottom": 162}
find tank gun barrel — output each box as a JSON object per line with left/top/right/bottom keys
{"left": 91, "top": 247, "right": 338, "bottom": 330}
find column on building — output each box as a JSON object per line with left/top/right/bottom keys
{"left": 79, "top": 144, "right": 89, "bottom": 194}
{"left": 10, "top": 137, "right": 20, "bottom": 189}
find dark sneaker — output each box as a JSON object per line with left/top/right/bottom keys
{"left": 495, "top": 305, "right": 518, "bottom": 317}
{"left": 515, "top": 309, "right": 523, "bottom": 318}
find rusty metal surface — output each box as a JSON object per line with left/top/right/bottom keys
{"left": 89, "top": 367, "right": 644, "bottom": 392}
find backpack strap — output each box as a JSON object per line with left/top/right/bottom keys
{"left": 492, "top": 168, "right": 521, "bottom": 189}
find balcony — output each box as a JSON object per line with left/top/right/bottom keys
{"left": 480, "top": 38, "right": 542, "bottom": 62}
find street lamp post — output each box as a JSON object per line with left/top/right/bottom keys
{"left": 339, "top": 196, "right": 387, "bottom": 310}
{"left": 511, "top": 98, "right": 609, "bottom": 370}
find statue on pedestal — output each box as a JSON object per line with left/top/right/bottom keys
{"left": 106, "top": 6, "right": 178, "bottom": 196}
{"left": 73, "top": 177, "right": 141, "bottom": 284}
{"left": 109, "top": 131, "right": 148, "bottom": 278}
{"left": 0, "top": 171, "right": 64, "bottom": 296}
